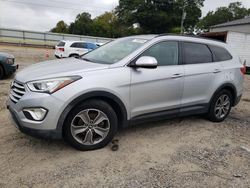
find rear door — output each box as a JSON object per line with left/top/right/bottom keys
{"left": 69, "top": 42, "right": 88, "bottom": 56}
{"left": 180, "top": 42, "right": 223, "bottom": 111}
{"left": 69, "top": 42, "right": 81, "bottom": 56}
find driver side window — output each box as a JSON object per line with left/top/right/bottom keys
{"left": 140, "top": 41, "right": 179, "bottom": 66}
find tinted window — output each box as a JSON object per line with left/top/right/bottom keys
{"left": 70, "top": 42, "right": 87, "bottom": 48}
{"left": 140, "top": 41, "right": 179, "bottom": 66}
{"left": 70, "top": 42, "right": 78, "bottom": 48}
{"left": 57, "top": 41, "right": 65, "bottom": 47}
{"left": 182, "top": 42, "right": 212, "bottom": 64}
{"left": 209, "top": 45, "right": 232, "bottom": 62}
{"left": 82, "top": 38, "right": 148, "bottom": 64}
{"left": 87, "top": 43, "right": 97, "bottom": 49}
{"left": 78, "top": 43, "right": 88, "bottom": 49}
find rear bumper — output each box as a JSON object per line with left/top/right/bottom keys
{"left": 7, "top": 102, "right": 62, "bottom": 140}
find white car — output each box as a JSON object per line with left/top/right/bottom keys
{"left": 55, "top": 41, "right": 98, "bottom": 58}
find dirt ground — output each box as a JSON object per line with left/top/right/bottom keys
{"left": 0, "top": 45, "right": 250, "bottom": 188}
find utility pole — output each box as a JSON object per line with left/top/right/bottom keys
{"left": 180, "top": 1, "right": 187, "bottom": 34}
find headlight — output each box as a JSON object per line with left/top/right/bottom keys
{"left": 6, "top": 58, "right": 14, "bottom": 65}
{"left": 27, "top": 76, "right": 81, "bottom": 94}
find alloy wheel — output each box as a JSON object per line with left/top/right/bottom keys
{"left": 214, "top": 94, "right": 231, "bottom": 119}
{"left": 70, "top": 109, "right": 110, "bottom": 145}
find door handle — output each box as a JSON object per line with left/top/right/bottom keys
{"left": 171, "top": 73, "right": 183, "bottom": 78}
{"left": 213, "top": 69, "right": 221, "bottom": 73}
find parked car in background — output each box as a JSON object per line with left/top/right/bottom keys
{"left": 7, "top": 35, "right": 245, "bottom": 151}
{"left": 0, "top": 52, "right": 18, "bottom": 79}
{"left": 55, "top": 41, "right": 98, "bottom": 58}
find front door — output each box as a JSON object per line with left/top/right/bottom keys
{"left": 130, "top": 41, "right": 184, "bottom": 118}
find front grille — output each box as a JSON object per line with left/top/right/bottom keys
{"left": 9, "top": 81, "right": 26, "bottom": 103}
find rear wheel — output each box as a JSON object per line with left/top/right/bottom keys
{"left": 207, "top": 89, "right": 232, "bottom": 122}
{"left": 69, "top": 54, "right": 79, "bottom": 58}
{"left": 63, "top": 100, "right": 118, "bottom": 151}
{"left": 0, "top": 65, "right": 4, "bottom": 79}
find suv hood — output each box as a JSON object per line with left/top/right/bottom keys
{"left": 16, "top": 58, "right": 110, "bottom": 83}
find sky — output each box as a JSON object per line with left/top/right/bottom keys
{"left": 0, "top": 0, "right": 250, "bottom": 32}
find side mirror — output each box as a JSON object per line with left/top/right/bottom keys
{"left": 133, "top": 56, "right": 158, "bottom": 69}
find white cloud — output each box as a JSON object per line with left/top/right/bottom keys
{"left": 0, "top": 0, "right": 250, "bottom": 31}
{"left": 0, "top": 0, "right": 119, "bottom": 31}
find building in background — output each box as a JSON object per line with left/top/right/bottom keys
{"left": 201, "top": 17, "right": 250, "bottom": 67}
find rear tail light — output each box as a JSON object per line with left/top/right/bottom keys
{"left": 240, "top": 66, "right": 246, "bottom": 74}
{"left": 58, "top": 47, "right": 64, "bottom": 52}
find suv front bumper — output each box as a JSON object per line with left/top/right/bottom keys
{"left": 7, "top": 104, "right": 61, "bottom": 139}
{"left": 6, "top": 97, "right": 63, "bottom": 140}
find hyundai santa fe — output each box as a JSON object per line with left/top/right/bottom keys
{"left": 7, "top": 34, "right": 245, "bottom": 150}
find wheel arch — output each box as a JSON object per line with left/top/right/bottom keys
{"left": 57, "top": 91, "right": 128, "bottom": 134}
{"left": 69, "top": 53, "right": 79, "bottom": 57}
{"left": 210, "top": 83, "right": 237, "bottom": 107}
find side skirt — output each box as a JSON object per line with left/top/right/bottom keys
{"left": 129, "top": 104, "right": 209, "bottom": 126}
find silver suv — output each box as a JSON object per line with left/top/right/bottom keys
{"left": 7, "top": 35, "right": 245, "bottom": 150}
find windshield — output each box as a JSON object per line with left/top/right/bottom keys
{"left": 81, "top": 38, "right": 148, "bottom": 64}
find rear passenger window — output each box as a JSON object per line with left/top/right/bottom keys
{"left": 57, "top": 41, "right": 65, "bottom": 47}
{"left": 209, "top": 45, "right": 232, "bottom": 62}
{"left": 78, "top": 43, "right": 88, "bottom": 49}
{"left": 70, "top": 42, "right": 78, "bottom": 48}
{"left": 182, "top": 42, "right": 212, "bottom": 64}
{"left": 140, "top": 41, "right": 179, "bottom": 66}
{"left": 70, "top": 42, "right": 87, "bottom": 48}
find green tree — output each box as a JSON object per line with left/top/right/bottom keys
{"left": 50, "top": 0, "right": 205, "bottom": 37}
{"left": 68, "top": 12, "right": 93, "bottom": 35}
{"left": 50, "top": 20, "right": 68, "bottom": 33}
{"left": 229, "top": 2, "right": 250, "bottom": 19}
{"left": 92, "top": 12, "right": 115, "bottom": 38}
{"left": 181, "top": 0, "right": 204, "bottom": 33}
{"left": 116, "top": 0, "right": 204, "bottom": 34}
{"left": 198, "top": 2, "right": 250, "bottom": 31}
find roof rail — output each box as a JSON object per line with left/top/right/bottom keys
{"left": 155, "top": 33, "right": 226, "bottom": 43}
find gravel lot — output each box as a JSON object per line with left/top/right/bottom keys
{"left": 0, "top": 45, "right": 250, "bottom": 188}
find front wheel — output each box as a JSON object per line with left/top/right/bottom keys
{"left": 207, "top": 89, "right": 232, "bottom": 122}
{"left": 63, "top": 100, "right": 118, "bottom": 151}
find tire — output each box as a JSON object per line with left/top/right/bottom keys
{"left": 0, "top": 65, "right": 4, "bottom": 79}
{"left": 63, "top": 99, "right": 118, "bottom": 151}
{"left": 207, "top": 89, "right": 233, "bottom": 122}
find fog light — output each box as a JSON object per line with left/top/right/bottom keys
{"left": 23, "top": 108, "right": 47, "bottom": 121}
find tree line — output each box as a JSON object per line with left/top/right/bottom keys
{"left": 50, "top": 0, "right": 250, "bottom": 37}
